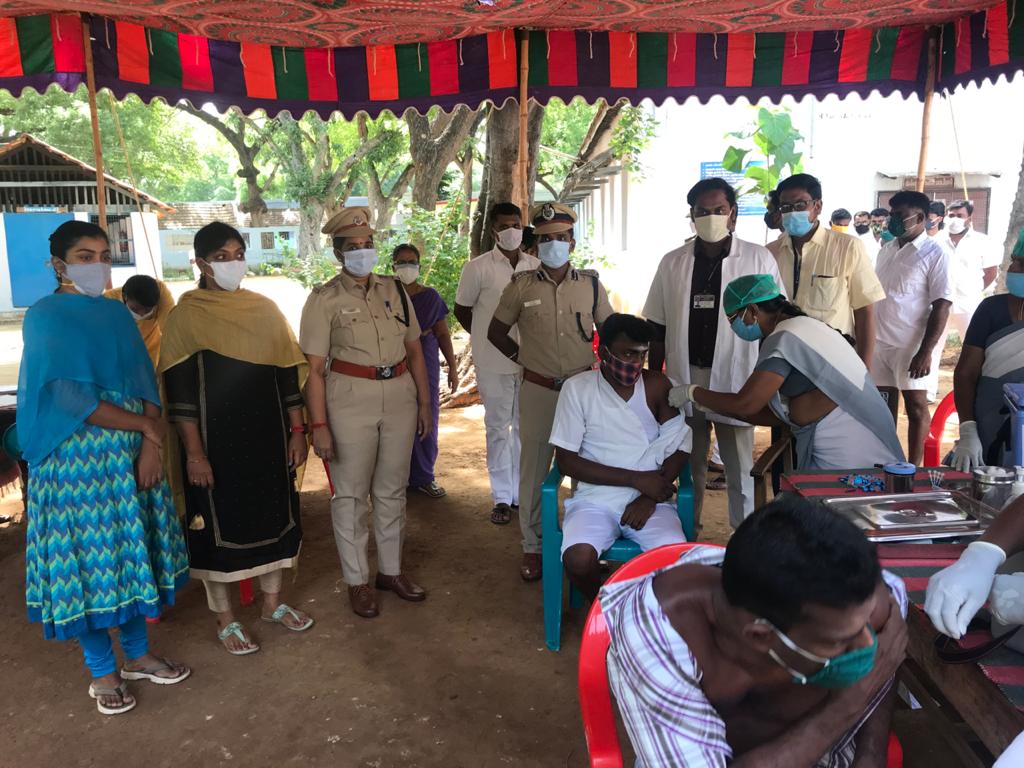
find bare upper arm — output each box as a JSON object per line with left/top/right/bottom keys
{"left": 642, "top": 369, "right": 679, "bottom": 423}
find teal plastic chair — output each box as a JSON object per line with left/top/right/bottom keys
{"left": 541, "top": 463, "right": 695, "bottom": 651}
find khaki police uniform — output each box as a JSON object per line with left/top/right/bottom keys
{"left": 491, "top": 203, "right": 614, "bottom": 554}
{"left": 299, "top": 210, "right": 422, "bottom": 586}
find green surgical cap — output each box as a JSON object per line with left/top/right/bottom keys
{"left": 723, "top": 274, "right": 781, "bottom": 316}
{"left": 1013, "top": 228, "right": 1024, "bottom": 260}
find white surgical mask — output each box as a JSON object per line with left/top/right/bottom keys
{"left": 395, "top": 264, "right": 420, "bottom": 285}
{"left": 538, "top": 240, "right": 571, "bottom": 269}
{"left": 208, "top": 260, "right": 247, "bottom": 292}
{"left": 946, "top": 217, "right": 967, "bottom": 235}
{"left": 129, "top": 307, "right": 154, "bottom": 322}
{"left": 694, "top": 214, "right": 731, "bottom": 243}
{"left": 343, "top": 248, "right": 379, "bottom": 277}
{"left": 495, "top": 227, "right": 524, "bottom": 251}
{"left": 64, "top": 262, "right": 111, "bottom": 298}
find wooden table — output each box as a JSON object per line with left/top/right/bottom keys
{"left": 881, "top": 546, "right": 1024, "bottom": 762}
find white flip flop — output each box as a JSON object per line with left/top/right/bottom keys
{"left": 120, "top": 656, "right": 192, "bottom": 684}
{"left": 88, "top": 680, "right": 137, "bottom": 716}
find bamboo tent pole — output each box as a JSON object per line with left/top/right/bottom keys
{"left": 915, "top": 28, "right": 938, "bottom": 193}
{"left": 82, "top": 15, "right": 107, "bottom": 229}
{"left": 515, "top": 29, "right": 530, "bottom": 214}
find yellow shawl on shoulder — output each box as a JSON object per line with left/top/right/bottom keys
{"left": 105, "top": 280, "right": 176, "bottom": 368}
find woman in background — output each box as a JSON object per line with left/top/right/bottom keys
{"left": 20, "top": 221, "right": 189, "bottom": 716}
{"left": 392, "top": 244, "right": 458, "bottom": 499}
{"left": 161, "top": 222, "right": 313, "bottom": 656}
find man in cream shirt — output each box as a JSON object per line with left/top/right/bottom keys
{"left": 454, "top": 203, "right": 540, "bottom": 525}
{"left": 644, "top": 177, "right": 783, "bottom": 531}
{"left": 768, "top": 174, "right": 885, "bottom": 367}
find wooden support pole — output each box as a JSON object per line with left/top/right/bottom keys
{"left": 515, "top": 29, "right": 530, "bottom": 214}
{"left": 82, "top": 15, "right": 107, "bottom": 229}
{"left": 915, "top": 29, "right": 938, "bottom": 193}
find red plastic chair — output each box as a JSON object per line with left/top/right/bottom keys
{"left": 577, "top": 542, "right": 903, "bottom": 768}
{"left": 923, "top": 391, "right": 957, "bottom": 467}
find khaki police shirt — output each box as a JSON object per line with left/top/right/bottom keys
{"left": 492, "top": 267, "right": 614, "bottom": 379}
{"left": 768, "top": 225, "right": 885, "bottom": 336}
{"left": 299, "top": 271, "right": 421, "bottom": 367}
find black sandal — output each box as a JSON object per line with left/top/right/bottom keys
{"left": 491, "top": 503, "right": 512, "bottom": 525}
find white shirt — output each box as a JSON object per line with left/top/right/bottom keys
{"left": 550, "top": 370, "right": 692, "bottom": 510}
{"left": 455, "top": 247, "right": 541, "bottom": 373}
{"left": 874, "top": 231, "right": 952, "bottom": 349}
{"left": 936, "top": 228, "right": 1001, "bottom": 315}
{"left": 642, "top": 236, "right": 785, "bottom": 426}
{"left": 858, "top": 230, "right": 881, "bottom": 267}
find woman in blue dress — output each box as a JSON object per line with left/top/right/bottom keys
{"left": 19, "top": 221, "right": 190, "bottom": 716}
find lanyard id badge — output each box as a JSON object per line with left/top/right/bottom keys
{"left": 692, "top": 293, "right": 717, "bottom": 310}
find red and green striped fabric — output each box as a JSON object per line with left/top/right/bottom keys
{"left": 0, "top": 14, "right": 83, "bottom": 77}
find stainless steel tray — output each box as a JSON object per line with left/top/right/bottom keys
{"left": 819, "top": 491, "right": 998, "bottom": 542}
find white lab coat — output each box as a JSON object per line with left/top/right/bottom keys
{"left": 643, "top": 236, "right": 785, "bottom": 426}
{"left": 549, "top": 370, "right": 692, "bottom": 512}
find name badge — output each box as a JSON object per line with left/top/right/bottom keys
{"left": 692, "top": 294, "right": 716, "bottom": 310}
{"left": 341, "top": 307, "right": 361, "bottom": 315}
{"left": 523, "top": 299, "right": 542, "bottom": 308}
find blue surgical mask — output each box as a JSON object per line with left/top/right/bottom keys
{"left": 1007, "top": 271, "right": 1024, "bottom": 298}
{"left": 758, "top": 618, "right": 878, "bottom": 689}
{"left": 782, "top": 211, "right": 814, "bottom": 238}
{"left": 538, "top": 239, "right": 571, "bottom": 269}
{"left": 730, "top": 311, "right": 763, "bottom": 342}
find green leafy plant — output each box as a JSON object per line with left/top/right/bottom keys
{"left": 722, "top": 107, "right": 804, "bottom": 198}
{"left": 281, "top": 242, "right": 338, "bottom": 289}
{"left": 610, "top": 105, "right": 658, "bottom": 176}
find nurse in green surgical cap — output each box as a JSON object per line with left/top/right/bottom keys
{"left": 669, "top": 274, "right": 904, "bottom": 470}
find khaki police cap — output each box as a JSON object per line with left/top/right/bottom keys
{"left": 530, "top": 202, "right": 577, "bottom": 235}
{"left": 322, "top": 206, "right": 374, "bottom": 237}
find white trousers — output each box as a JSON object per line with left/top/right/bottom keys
{"left": 560, "top": 500, "right": 685, "bottom": 557}
{"left": 689, "top": 367, "right": 755, "bottom": 530}
{"left": 203, "top": 569, "right": 283, "bottom": 613}
{"left": 476, "top": 368, "right": 521, "bottom": 506}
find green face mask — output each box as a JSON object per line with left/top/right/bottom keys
{"left": 757, "top": 619, "right": 878, "bottom": 689}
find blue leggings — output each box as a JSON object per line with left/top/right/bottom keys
{"left": 78, "top": 615, "right": 149, "bottom": 678}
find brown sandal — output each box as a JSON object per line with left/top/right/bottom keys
{"left": 491, "top": 503, "right": 512, "bottom": 525}
{"left": 520, "top": 553, "right": 542, "bottom": 582}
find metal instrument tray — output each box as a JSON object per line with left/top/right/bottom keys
{"left": 819, "top": 491, "right": 997, "bottom": 542}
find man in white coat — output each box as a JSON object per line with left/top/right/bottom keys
{"left": 550, "top": 313, "right": 692, "bottom": 601}
{"left": 454, "top": 202, "right": 541, "bottom": 524}
{"left": 644, "top": 177, "right": 784, "bottom": 531}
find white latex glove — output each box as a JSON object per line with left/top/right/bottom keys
{"left": 994, "top": 731, "right": 1024, "bottom": 767}
{"left": 924, "top": 540, "right": 1007, "bottom": 639}
{"left": 668, "top": 384, "right": 698, "bottom": 410}
{"left": 951, "top": 420, "right": 984, "bottom": 472}
{"left": 991, "top": 572, "right": 1024, "bottom": 626}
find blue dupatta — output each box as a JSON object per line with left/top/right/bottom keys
{"left": 17, "top": 293, "right": 159, "bottom": 466}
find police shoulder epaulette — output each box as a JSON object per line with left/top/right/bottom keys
{"left": 577, "top": 268, "right": 599, "bottom": 279}
{"left": 310, "top": 273, "right": 343, "bottom": 294}
{"left": 512, "top": 270, "right": 538, "bottom": 282}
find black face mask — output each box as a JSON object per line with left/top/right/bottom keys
{"left": 854, "top": 223, "right": 870, "bottom": 235}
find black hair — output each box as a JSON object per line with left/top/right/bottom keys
{"left": 489, "top": 202, "right": 523, "bottom": 223}
{"left": 888, "top": 191, "right": 930, "bottom": 218}
{"left": 830, "top": 208, "right": 852, "bottom": 224}
{"left": 687, "top": 178, "right": 737, "bottom": 208}
{"left": 391, "top": 243, "right": 421, "bottom": 263}
{"left": 949, "top": 199, "right": 975, "bottom": 216}
{"left": 767, "top": 189, "right": 780, "bottom": 207}
{"left": 777, "top": 173, "right": 822, "bottom": 201}
{"left": 122, "top": 274, "right": 160, "bottom": 308}
{"left": 722, "top": 496, "right": 881, "bottom": 632}
{"left": 599, "top": 313, "right": 654, "bottom": 347}
{"left": 49, "top": 220, "right": 108, "bottom": 261}
{"left": 855, "top": 210, "right": 870, "bottom": 218}
{"left": 194, "top": 221, "right": 245, "bottom": 288}
{"left": 522, "top": 226, "right": 537, "bottom": 251}
{"left": 929, "top": 201, "right": 947, "bottom": 217}
{"left": 869, "top": 207, "right": 890, "bottom": 218}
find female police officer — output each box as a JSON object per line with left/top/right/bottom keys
{"left": 300, "top": 207, "right": 432, "bottom": 618}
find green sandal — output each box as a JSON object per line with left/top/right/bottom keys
{"left": 261, "top": 603, "right": 314, "bottom": 632}
{"left": 217, "top": 621, "right": 260, "bottom": 656}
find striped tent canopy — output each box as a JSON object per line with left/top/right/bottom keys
{"left": 0, "top": 9, "right": 1021, "bottom": 117}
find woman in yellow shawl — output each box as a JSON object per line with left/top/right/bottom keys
{"left": 105, "top": 275, "right": 176, "bottom": 368}
{"left": 159, "top": 222, "right": 313, "bottom": 656}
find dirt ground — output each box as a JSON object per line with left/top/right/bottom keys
{"left": 0, "top": 364, "right": 962, "bottom": 768}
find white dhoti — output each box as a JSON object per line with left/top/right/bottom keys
{"left": 561, "top": 500, "right": 684, "bottom": 557}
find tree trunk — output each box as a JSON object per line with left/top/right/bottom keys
{"left": 298, "top": 201, "right": 327, "bottom": 259}
{"left": 439, "top": 345, "right": 481, "bottom": 408}
{"left": 472, "top": 101, "right": 544, "bottom": 255}
{"left": 406, "top": 106, "right": 484, "bottom": 211}
{"left": 457, "top": 146, "right": 474, "bottom": 238}
{"left": 1001, "top": 145, "right": 1024, "bottom": 289}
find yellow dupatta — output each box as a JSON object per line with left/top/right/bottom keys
{"left": 104, "top": 280, "right": 176, "bottom": 368}
{"left": 158, "top": 288, "right": 310, "bottom": 522}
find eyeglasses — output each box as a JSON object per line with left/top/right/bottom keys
{"left": 777, "top": 199, "right": 817, "bottom": 215}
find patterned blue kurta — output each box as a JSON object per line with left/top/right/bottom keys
{"left": 25, "top": 391, "right": 189, "bottom": 640}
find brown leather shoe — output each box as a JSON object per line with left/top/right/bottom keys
{"left": 348, "top": 584, "right": 379, "bottom": 618}
{"left": 520, "top": 553, "right": 542, "bottom": 582}
{"left": 374, "top": 573, "right": 427, "bottom": 602}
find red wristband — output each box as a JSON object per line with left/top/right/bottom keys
{"left": 290, "top": 425, "right": 308, "bottom": 434}
{"left": 310, "top": 422, "right": 329, "bottom": 430}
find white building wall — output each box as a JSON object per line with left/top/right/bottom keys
{"left": 585, "top": 76, "right": 1024, "bottom": 313}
